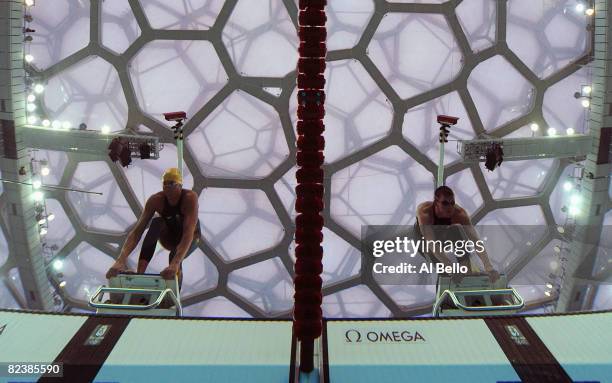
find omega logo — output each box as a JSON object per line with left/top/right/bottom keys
{"left": 345, "top": 329, "right": 425, "bottom": 343}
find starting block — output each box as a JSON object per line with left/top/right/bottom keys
{"left": 89, "top": 272, "right": 182, "bottom": 317}
{"left": 433, "top": 273, "right": 524, "bottom": 317}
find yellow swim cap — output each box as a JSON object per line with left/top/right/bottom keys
{"left": 162, "top": 168, "right": 182, "bottom": 184}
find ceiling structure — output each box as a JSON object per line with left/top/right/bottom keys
{"left": 0, "top": 0, "right": 609, "bottom": 318}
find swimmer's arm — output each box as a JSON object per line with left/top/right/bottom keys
{"left": 117, "top": 197, "right": 156, "bottom": 263}
{"left": 170, "top": 193, "right": 199, "bottom": 266}
{"left": 416, "top": 203, "right": 453, "bottom": 266}
{"left": 458, "top": 214, "right": 494, "bottom": 272}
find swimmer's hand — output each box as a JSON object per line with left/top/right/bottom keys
{"left": 486, "top": 268, "right": 500, "bottom": 283}
{"left": 160, "top": 263, "right": 179, "bottom": 280}
{"left": 106, "top": 260, "right": 129, "bottom": 279}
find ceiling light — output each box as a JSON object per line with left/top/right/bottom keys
{"left": 38, "top": 218, "right": 46, "bottom": 225}
{"left": 24, "top": 54, "right": 34, "bottom": 63}
{"left": 544, "top": 290, "right": 552, "bottom": 297}
{"left": 581, "top": 99, "right": 590, "bottom": 108}
{"left": 51, "top": 120, "right": 61, "bottom": 129}
{"left": 47, "top": 213, "right": 55, "bottom": 221}
{"left": 41, "top": 166, "right": 50, "bottom": 176}
{"left": 26, "top": 103, "right": 36, "bottom": 112}
{"left": 27, "top": 94, "right": 36, "bottom": 102}
{"left": 101, "top": 125, "right": 111, "bottom": 134}
{"left": 568, "top": 206, "right": 580, "bottom": 216}
{"left": 33, "top": 83, "right": 44, "bottom": 93}
{"left": 566, "top": 128, "right": 575, "bottom": 135}
{"left": 576, "top": 3, "right": 585, "bottom": 12}
{"left": 586, "top": 8, "right": 594, "bottom": 15}
{"left": 39, "top": 228, "right": 47, "bottom": 235}
{"left": 570, "top": 194, "right": 582, "bottom": 205}
{"left": 545, "top": 283, "right": 553, "bottom": 289}
{"left": 581, "top": 85, "right": 592, "bottom": 95}
{"left": 25, "top": 0, "right": 35, "bottom": 6}
{"left": 27, "top": 115, "right": 38, "bottom": 124}
{"left": 53, "top": 259, "right": 63, "bottom": 271}
{"left": 59, "top": 281, "right": 67, "bottom": 288}
{"left": 41, "top": 119, "right": 50, "bottom": 127}
{"left": 563, "top": 181, "right": 573, "bottom": 191}
{"left": 547, "top": 127, "right": 557, "bottom": 136}
{"left": 62, "top": 121, "right": 72, "bottom": 130}
{"left": 530, "top": 123, "right": 539, "bottom": 132}
{"left": 32, "top": 180, "right": 41, "bottom": 189}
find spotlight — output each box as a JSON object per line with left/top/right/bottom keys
{"left": 40, "top": 228, "right": 47, "bottom": 236}
{"left": 25, "top": 0, "right": 35, "bottom": 6}
{"left": 38, "top": 218, "right": 46, "bottom": 225}
{"left": 139, "top": 142, "right": 151, "bottom": 159}
{"left": 41, "top": 166, "right": 50, "bottom": 176}
{"left": 566, "top": 128, "right": 575, "bottom": 135}
{"left": 62, "top": 121, "right": 71, "bottom": 130}
{"left": 32, "top": 191, "right": 44, "bottom": 201}
{"left": 26, "top": 103, "right": 36, "bottom": 112}
{"left": 27, "top": 115, "right": 38, "bottom": 124}
{"left": 570, "top": 194, "right": 582, "bottom": 205}
{"left": 563, "top": 181, "right": 573, "bottom": 191}
{"left": 530, "top": 123, "right": 539, "bottom": 132}
{"left": 47, "top": 213, "right": 55, "bottom": 221}
{"left": 553, "top": 245, "right": 561, "bottom": 253}
{"left": 52, "top": 259, "right": 63, "bottom": 271}
{"left": 581, "top": 99, "right": 590, "bottom": 108}
{"left": 24, "top": 54, "right": 34, "bottom": 63}
{"left": 581, "top": 85, "right": 592, "bottom": 95}
{"left": 32, "top": 180, "right": 41, "bottom": 189}
{"left": 41, "top": 119, "right": 50, "bottom": 127}
{"left": 59, "top": 281, "right": 66, "bottom": 288}
{"left": 586, "top": 8, "right": 594, "bottom": 15}
{"left": 569, "top": 206, "right": 580, "bottom": 216}
{"left": 27, "top": 94, "right": 36, "bottom": 102}
{"left": 545, "top": 283, "right": 553, "bottom": 289}
{"left": 547, "top": 127, "right": 557, "bottom": 136}
{"left": 576, "top": 3, "right": 585, "bottom": 12}
{"left": 101, "top": 125, "right": 111, "bottom": 134}
{"left": 51, "top": 120, "right": 61, "bottom": 129}
{"left": 544, "top": 290, "right": 552, "bottom": 297}
{"left": 33, "top": 83, "right": 44, "bottom": 93}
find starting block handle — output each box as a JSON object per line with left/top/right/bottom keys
{"left": 433, "top": 287, "right": 524, "bottom": 317}
{"left": 89, "top": 286, "right": 182, "bottom": 316}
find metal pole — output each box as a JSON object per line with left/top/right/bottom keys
{"left": 437, "top": 140, "right": 445, "bottom": 187}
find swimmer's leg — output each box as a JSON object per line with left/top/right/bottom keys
{"left": 138, "top": 217, "right": 163, "bottom": 273}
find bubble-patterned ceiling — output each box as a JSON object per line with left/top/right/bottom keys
{"left": 1, "top": 0, "right": 605, "bottom": 317}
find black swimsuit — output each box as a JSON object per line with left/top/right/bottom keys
{"left": 160, "top": 189, "right": 201, "bottom": 247}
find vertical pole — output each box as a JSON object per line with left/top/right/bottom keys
{"left": 437, "top": 140, "right": 445, "bottom": 187}
{"left": 174, "top": 122, "right": 184, "bottom": 178}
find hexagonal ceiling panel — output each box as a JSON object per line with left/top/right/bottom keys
{"left": 456, "top": 0, "right": 496, "bottom": 52}
{"left": 187, "top": 90, "right": 289, "bottom": 178}
{"left": 507, "top": 0, "right": 588, "bottom": 78}
{"left": 331, "top": 145, "right": 434, "bottom": 236}
{"left": 28, "top": 1, "right": 90, "bottom": 70}
{"left": 142, "top": 0, "right": 224, "bottom": 30}
{"left": 68, "top": 161, "right": 136, "bottom": 233}
{"left": 44, "top": 56, "right": 128, "bottom": 132}
{"left": 130, "top": 40, "right": 228, "bottom": 122}
{"left": 368, "top": 13, "right": 462, "bottom": 99}
{"left": 467, "top": 55, "right": 533, "bottom": 131}
{"left": 198, "top": 188, "right": 284, "bottom": 261}
{"left": 223, "top": 0, "right": 298, "bottom": 77}
{"left": 481, "top": 158, "right": 555, "bottom": 199}
{"left": 228, "top": 257, "right": 293, "bottom": 314}
{"left": 543, "top": 67, "right": 590, "bottom": 134}
{"left": 445, "top": 168, "right": 483, "bottom": 216}
{"left": 326, "top": 0, "right": 374, "bottom": 51}
{"left": 101, "top": 0, "right": 141, "bottom": 54}
{"left": 58, "top": 242, "right": 115, "bottom": 303}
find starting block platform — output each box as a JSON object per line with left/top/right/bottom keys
{"left": 0, "top": 309, "right": 611, "bottom": 383}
